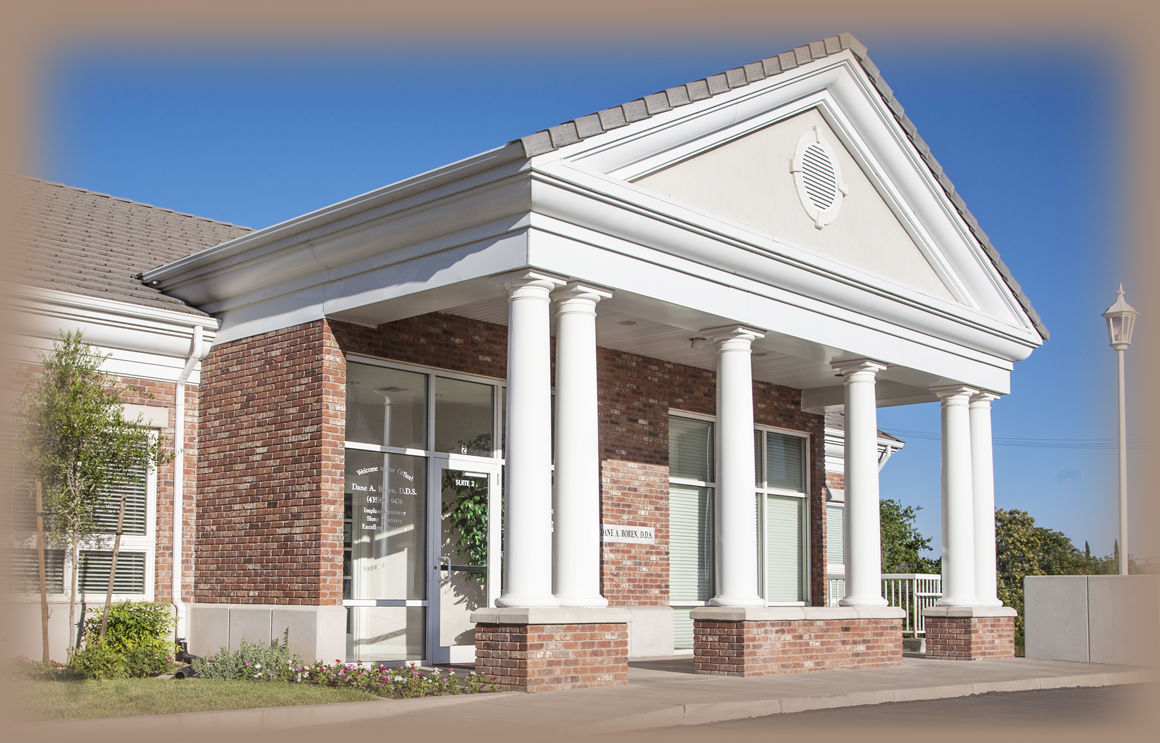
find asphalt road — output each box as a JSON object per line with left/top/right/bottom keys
{"left": 584, "top": 684, "right": 1160, "bottom": 743}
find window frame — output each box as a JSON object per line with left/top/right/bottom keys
{"left": 12, "top": 430, "right": 159, "bottom": 602}
{"left": 754, "top": 425, "right": 811, "bottom": 606}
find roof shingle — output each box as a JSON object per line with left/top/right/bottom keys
{"left": 11, "top": 176, "right": 251, "bottom": 316}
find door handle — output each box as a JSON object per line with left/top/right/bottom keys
{"left": 438, "top": 555, "right": 451, "bottom": 583}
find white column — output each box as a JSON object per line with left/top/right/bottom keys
{"left": 552, "top": 282, "right": 611, "bottom": 607}
{"left": 834, "top": 359, "right": 888, "bottom": 607}
{"left": 970, "top": 392, "right": 1002, "bottom": 606}
{"left": 496, "top": 271, "right": 564, "bottom": 608}
{"left": 708, "top": 326, "right": 765, "bottom": 607}
{"left": 934, "top": 385, "right": 978, "bottom": 607}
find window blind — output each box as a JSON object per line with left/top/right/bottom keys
{"left": 826, "top": 504, "right": 845, "bottom": 566}
{"left": 78, "top": 550, "right": 146, "bottom": 594}
{"left": 10, "top": 548, "right": 65, "bottom": 594}
{"left": 669, "top": 418, "right": 713, "bottom": 482}
{"left": 93, "top": 463, "right": 148, "bottom": 536}
{"left": 765, "top": 433, "right": 805, "bottom": 492}
{"left": 669, "top": 485, "right": 713, "bottom": 602}
{"left": 764, "top": 496, "right": 804, "bottom": 602}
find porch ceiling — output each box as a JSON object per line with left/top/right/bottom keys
{"left": 408, "top": 290, "right": 945, "bottom": 411}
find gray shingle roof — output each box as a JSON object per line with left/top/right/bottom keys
{"left": 11, "top": 176, "right": 251, "bottom": 317}
{"left": 512, "top": 32, "right": 1048, "bottom": 341}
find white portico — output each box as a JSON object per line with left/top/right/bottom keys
{"left": 144, "top": 33, "right": 1043, "bottom": 681}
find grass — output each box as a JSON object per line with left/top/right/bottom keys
{"left": 14, "top": 677, "right": 381, "bottom": 721}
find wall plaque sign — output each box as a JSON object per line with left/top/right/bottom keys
{"left": 601, "top": 524, "right": 656, "bottom": 545}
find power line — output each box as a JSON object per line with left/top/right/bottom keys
{"left": 884, "top": 428, "right": 1144, "bottom": 450}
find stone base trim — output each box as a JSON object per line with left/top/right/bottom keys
{"left": 690, "top": 612, "right": 903, "bottom": 676}
{"left": 471, "top": 608, "right": 628, "bottom": 693}
{"left": 923, "top": 607, "right": 1016, "bottom": 660}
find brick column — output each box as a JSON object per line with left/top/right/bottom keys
{"left": 472, "top": 607, "right": 629, "bottom": 692}
{"left": 691, "top": 606, "right": 904, "bottom": 675}
{"left": 923, "top": 606, "right": 1016, "bottom": 659}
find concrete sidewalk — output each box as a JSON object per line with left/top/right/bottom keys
{"left": 13, "top": 655, "right": 1157, "bottom": 742}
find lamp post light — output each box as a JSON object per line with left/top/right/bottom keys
{"left": 1102, "top": 284, "right": 1138, "bottom": 575}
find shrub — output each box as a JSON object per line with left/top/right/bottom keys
{"left": 191, "top": 632, "right": 303, "bottom": 681}
{"left": 70, "top": 639, "right": 130, "bottom": 680}
{"left": 72, "top": 601, "right": 177, "bottom": 679}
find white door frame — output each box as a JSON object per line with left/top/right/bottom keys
{"left": 426, "top": 454, "right": 502, "bottom": 664}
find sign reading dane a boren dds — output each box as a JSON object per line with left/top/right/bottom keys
{"left": 601, "top": 524, "right": 656, "bottom": 545}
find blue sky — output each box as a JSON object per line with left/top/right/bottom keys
{"left": 35, "top": 31, "right": 1138, "bottom": 558}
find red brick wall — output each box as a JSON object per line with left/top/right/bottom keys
{"left": 597, "top": 348, "right": 825, "bottom": 607}
{"left": 330, "top": 313, "right": 825, "bottom": 609}
{"left": 196, "top": 321, "right": 345, "bottom": 605}
{"left": 474, "top": 621, "right": 629, "bottom": 692}
{"left": 925, "top": 615, "right": 1015, "bottom": 659}
{"left": 693, "top": 617, "right": 902, "bottom": 675}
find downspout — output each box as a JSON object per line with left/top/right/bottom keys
{"left": 173, "top": 324, "right": 208, "bottom": 644}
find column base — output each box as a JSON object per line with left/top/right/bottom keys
{"left": 690, "top": 606, "right": 904, "bottom": 676}
{"left": 923, "top": 605, "right": 1017, "bottom": 660}
{"left": 471, "top": 607, "right": 629, "bottom": 693}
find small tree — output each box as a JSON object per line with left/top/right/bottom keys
{"left": 995, "top": 508, "right": 1092, "bottom": 653}
{"left": 880, "top": 498, "right": 939, "bottom": 574}
{"left": 21, "top": 331, "right": 167, "bottom": 656}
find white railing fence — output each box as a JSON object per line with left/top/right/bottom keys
{"left": 882, "top": 573, "right": 942, "bottom": 637}
{"left": 826, "top": 573, "right": 942, "bottom": 637}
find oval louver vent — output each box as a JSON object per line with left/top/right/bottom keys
{"left": 791, "top": 127, "right": 847, "bottom": 229}
{"left": 801, "top": 143, "right": 838, "bottom": 211}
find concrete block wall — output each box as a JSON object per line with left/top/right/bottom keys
{"left": 1025, "top": 575, "right": 1160, "bottom": 666}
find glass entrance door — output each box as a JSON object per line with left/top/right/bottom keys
{"left": 428, "top": 459, "right": 500, "bottom": 664}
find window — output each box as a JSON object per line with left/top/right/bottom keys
{"left": 668, "top": 415, "right": 715, "bottom": 649}
{"left": 825, "top": 494, "right": 846, "bottom": 606}
{"left": 669, "top": 414, "right": 811, "bottom": 646}
{"left": 755, "top": 429, "right": 809, "bottom": 603}
{"left": 11, "top": 455, "right": 156, "bottom": 599}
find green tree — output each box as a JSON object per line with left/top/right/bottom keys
{"left": 995, "top": 508, "right": 1097, "bottom": 653}
{"left": 21, "top": 331, "right": 167, "bottom": 656}
{"left": 880, "top": 498, "right": 939, "bottom": 574}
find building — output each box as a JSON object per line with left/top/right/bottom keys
{"left": 9, "top": 33, "right": 1042, "bottom": 689}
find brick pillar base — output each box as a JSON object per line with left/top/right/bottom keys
{"left": 690, "top": 606, "right": 904, "bottom": 676}
{"left": 923, "top": 606, "right": 1017, "bottom": 659}
{"left": 471, "top": 607, "right": 629, "bottom": 693}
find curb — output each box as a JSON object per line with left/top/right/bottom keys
{"left": 16, "top": 689, "right": 521, "bottom": 738}
{"left": 576, "top": 669, "right": 1157, "bottom": 735}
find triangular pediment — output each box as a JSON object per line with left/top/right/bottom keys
{"left": 632, "top": 108, "right": 955, "bottom": 302}
{"left": 522, "top": 37, "right": 1045, "bottom": 345}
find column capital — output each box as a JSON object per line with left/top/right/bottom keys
{"left": 495, "top": 269, "right": 568, "bottom": 296}
{"left": 551, "top": 281, "right": 612, "bottom": 305}
{"left": 970, "top": 391, "right": 1001, "bottom": 406}
{"left": 931, "top": 384, "right": 979, "bottom": 401}
{"left": 701, "top": 325, "right": 765, "bottom": 347}
{"left": 831, "top": 358, "right": 887, "bottom": 378}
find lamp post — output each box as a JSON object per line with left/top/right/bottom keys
{"left": 1102, "top": 284, "right": 1138, "bottom": 575}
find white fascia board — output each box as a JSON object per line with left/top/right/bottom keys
{"left": 524, "top": 202, "right": 1019, "bottom": 383}
{"left": 7, "top": 288, "right": 216, "bottom": 383}
{"left": 142, "top": 144, "right": 529, "bottom": 309}
{"left": 529, "top": 168, "right": 1036, "bottom": 361}
{"left": 526, "top": 223, "right": 1013, "bottom": 394}
{"left": 528, "top": 50, "right": 1041, "bottom": 348}
{"left": 209, "top": 228, "right": 531, "bottom": 345}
